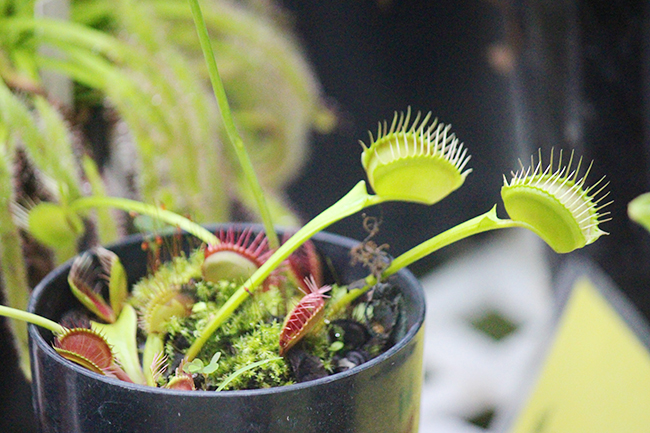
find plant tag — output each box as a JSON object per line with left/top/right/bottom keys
{"left": 508, "top": 278, "right": 650, "bottom": 432}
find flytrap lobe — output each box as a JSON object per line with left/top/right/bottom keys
{"left": 202, "top": 227, "right": 273, "bottom": 284}
{"left": 54, "top": 327, "right": 132, "bottom": 383}
{"left": 68, "top": 247, "right": 128, "bottom": 324}
{"left": 501, "top": 149, "right": 611, "bottom": 253}
{"left": 360, "top": 108, "right": 472, "bottom": 205}
{"left": 279, "top": 276, "right": 331, "bottom": 356}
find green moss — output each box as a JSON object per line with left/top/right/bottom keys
{"left": 136, "top": 254, "right": 384, "bottom": 390}
{"left": 210, "top": 321, "right": 292, "bottom": 390}
{"left": 194, "top": 279, "right": 240, "bottom": 304}
{"left": 162, "top": 281, "right": 299, "bottom": 390}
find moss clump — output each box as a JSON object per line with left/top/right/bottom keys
{"left": 210, "top": 321, "right": 292, "bottom": 390}
{"left": 159, "top": 261, "right": 311, "bottom": 390}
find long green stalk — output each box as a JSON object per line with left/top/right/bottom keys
{"left": 0, "top": 305, "right": 65, "bottom": 336}
{"left": 188, "top": 0, "right": 279, "bottom": 249}
{"left": 327, "top": 207, "right": 532, "bottom": 316}
{"left": 383, "top": 206, "right": 523, "bottom": 278}
{"left": 70, "top": 196, "right": 219, "bottom": 245}
{"left": 185, "top": 181, "right": 383, "bottom": 360}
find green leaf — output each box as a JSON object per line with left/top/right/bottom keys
{"left": 629, "top": 193, "right": 650, "bottom": 234}
{"left": 216, "top": 357, "right": 282, "bottom": 392}
{"left": 27, "top": 202, "right": 84, "bottom": 249}
{"left": 92, "top": 304, "right": 146, "bottom": 385}
{"left": 202, "top": 352, "right": 222, "bottom": 375}
{"left": 183, "top": 358, "right": 204, "bottom": 375}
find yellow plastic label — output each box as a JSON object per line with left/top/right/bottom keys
{"left": 509, "top": 278, "right": 650, "bottom": 433}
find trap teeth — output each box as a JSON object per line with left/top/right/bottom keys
{"left": 360, "top": 109, "right": 471, "bottom": 205}
{"left": 501, "top": 149, "right": 610, "bottom": 253}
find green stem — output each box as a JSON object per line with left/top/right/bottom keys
{"left": 384, "top": 206, "right": 521, "bottom": 278}
{"left": 327, "top": 206, "right": 528, "bottom": 316}
{"left": 69, "top": 196, "right": 218, "bottom": 245}
{"left": 154, "top": 0, "right": 315, "bottom": 110}
{"left": 0, "top": 305, "right": 65, "bottom": 335}
{"left": 216, "top": 356, "right": 282, "bottom": 392}
{"left": 188, "top": 0, "right": 279, "bottom": 249}
{"left": 0, "top": 145, "right": 32, "bottom": 378}
{"left": 185, "top": 181, "right": 383, "bottom": 360}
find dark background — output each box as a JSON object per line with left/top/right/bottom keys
{"left": 284, "top": 0, "right": 518, "bottom": 273}
{"left": 282, "top": 0, "right": 650, "bottom": 320}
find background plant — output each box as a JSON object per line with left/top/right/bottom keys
{"left": 0, "top": 0, "right": 334, "bottom": 377}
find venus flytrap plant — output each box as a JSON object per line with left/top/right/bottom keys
{"left": 0, "top": 130, "right": 612, "bottom": 390}
{"left": 0, "top": 0, "right": 613, "bottom": 395}
{"left": 327, "top": 149, "right": 611, "bottom": 317}
{"left": 181, "top": 104, "right": 474, "bottom": 360}
{"left": 0, "top": 0, "right": 328, "bottom": 383}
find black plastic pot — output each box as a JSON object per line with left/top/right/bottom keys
{"left": 28, "top": 227, "right": 425, "bottom": 433}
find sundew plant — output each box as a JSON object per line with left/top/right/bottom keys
{"left": 0, "top": 0, "right": 611, "bottom": 391}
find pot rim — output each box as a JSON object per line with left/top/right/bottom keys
{"left": 29, "top": 225, "right": 426, "bottom": 397}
